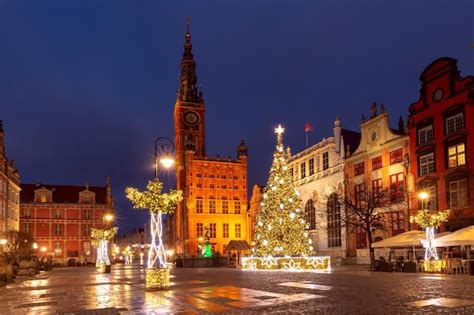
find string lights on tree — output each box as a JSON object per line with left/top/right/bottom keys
{"left": 244, "top": 124, "right": 330, "bottom": 271}
{"left": 91, "top": 227, "right": 118, "bottom": 273}
{"left": 410, "top": 191, "right": 450, "bottom": 272}
{"left": 125, "top": 179, "right": 182, "bottom": 290}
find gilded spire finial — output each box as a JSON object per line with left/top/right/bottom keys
{"left": 185, "top": 16, "right": 191, "bottom": 43}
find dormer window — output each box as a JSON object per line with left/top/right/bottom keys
{"left": 34, "top": 188, "right": 52, "bottom": 203}
{"left": 79, "top": 189, "right": 96, "bottom": 204}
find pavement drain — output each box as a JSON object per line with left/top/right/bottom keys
{"left": 408, "top": 298, "right": 474, "bottom": 308}
{"left": 15, "top": 301, "right": 58, "bottom": 308}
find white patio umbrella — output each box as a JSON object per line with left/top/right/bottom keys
{"left": 434, "top": 226, "right": 474, "bottom": 247}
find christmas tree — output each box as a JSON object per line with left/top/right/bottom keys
{"left": 252, "top": 125, "right": 313, "bottom": 257}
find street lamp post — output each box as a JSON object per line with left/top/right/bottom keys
{"left": 154, "top": 137, "right": 175, "bottom": 180}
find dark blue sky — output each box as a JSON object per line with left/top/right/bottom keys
{"left": 1, "top": 1, "right": 473, "bottom": 233}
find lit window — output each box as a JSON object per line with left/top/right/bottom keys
{"left": 449, "top": 179, "right": 468, "bottom": 209}
{"left": 235, "top": 223, "right": 241, "bottom": 238}
{"left": 390, "top": 173, "right": 404, "bottom": 203}
{"left": 372, "top": 178, "right": 383, "bottom": 195}
{"left": 234, "top": 200, "right": 241, "bottom": 214}
{"left": 84, "top": 209, "right": 90, "bottom": 219}
{"left": 418, "top": 125, "right": 434, "bottom": 145}
{"left": 196, "top": 198, "right": 203, "bottom": 213}
{"left": 446, "top": 113, "right": 464, "bottom": 134}
{"left": 209, "top": 223, "right": 217, "bottom": 238}
{"left": 209, "top": 199, "right": 216, "bottom": 213}
{"left": 40, "top": 195, "right": 47, "bottom": 203}
{"left": 419, "top": 152, "right": 435, "bottom": 176}
{"left": 447, "top": 143, "right": 466, "bottom": 168}
{"left": 222, "top": 200, "right": 229, "bottom": 214}
{"left": 390, "top": 149, "right": 403, "bottom": 164}
{"left": 354, "top": 162, "right": 365, "bottom": 176}
{"left": 54, "top": 209, "right": 61, "bottom": 219}
{"left": 23, "top": 223, "right": 30, "bottom": 234}
{"left": 196, "top": 223, "right": 204, "bottom": 237}
{"left": 372, "top": 156, "right": 382, "bottom": 170}
{"left": 391, "top": 211, "right": 405, "bottom": 236}
{"left": 222, "top": 223, "right": 229, "bottom": 238}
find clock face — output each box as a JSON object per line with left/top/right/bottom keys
{"left": 433, "top": 89, "right": 443, "bottom": 102}
{"left": 368, "top": 127, "right": 378, "bottom": 143}
{"left": 371, "top": 130, "right": 377, "bottom": 142}
{"left": 183, "top": 111, "right": 200, "bottom": 126}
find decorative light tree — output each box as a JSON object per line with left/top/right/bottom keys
{"left": 91, "top": 227, "right": 118, "bottom": 273}
{"left": 125, "top": 179, "right": 182, "bottom": 290}
{"left": 410, "top": 192, "right": 450, "bottom": 272}
{"left": 243, "top": 125, "right": 330, "bottom": 270}
{"left": 202, "top": 226, "right": 212, "bottom": 258}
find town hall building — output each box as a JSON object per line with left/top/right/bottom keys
{"left": 171, "top": 20, "right": 249, "bottom": 257}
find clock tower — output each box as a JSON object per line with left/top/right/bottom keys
{"left": 174, "top": 17, "right": 205, "bottom": 161}
{"left": 171, "top": 18, "right": 249, "bottom": 257}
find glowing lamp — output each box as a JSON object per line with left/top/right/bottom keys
{"left": 160, "top": 154, "right": 175, "bottom": 169}
{"left": 103, "top": 213, "right": 114, "bottom": 222}
{"left": 165, "top": 249, "right": 174, "bottom": 257}
{"left": 32, "top": 243, "right": 38, "bottom": 250}
{"left": 0, "top": 239, "right": 7, "bottom": 246}
{"left": 418, "top": 191, "right": 429, "bottom": 201}
{"left": 41, "top": 246, "right": 47, "bottom": 252}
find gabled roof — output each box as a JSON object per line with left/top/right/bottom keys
{"left": 20, "top": 183, "right": 107, "bottom": 204}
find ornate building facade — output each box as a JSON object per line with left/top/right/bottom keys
{"left": 19, "top": 179, "right": 114, "bottom": 265}
{"left": 287, "top": 118, "right": 360, "bottom": 259}
{"left": 0, "top": 121, "right": 20, "bottom": 234}
{"left": 344, "top": 104, "right": 410, "bottom": 263}
{"left": 408, "top": 57, "right": 474, "bottom": 231}
{"left": 172, "top": 20, "right": 249, "bottom": 257}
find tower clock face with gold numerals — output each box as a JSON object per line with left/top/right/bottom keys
{"left": 183, "top": 110, "right": 200, "bottom": 127}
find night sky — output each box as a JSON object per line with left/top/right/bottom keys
{"left": 1, "top": 1, "right": 473, "bottom": 233}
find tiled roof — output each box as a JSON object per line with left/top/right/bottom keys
{"left": 20, "top": 183, "right": 107, "bottom": 204}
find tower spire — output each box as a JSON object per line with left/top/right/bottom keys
{"left": 185, "top": 16, "right": 191, "bottom": 44}
{"left": 178, "top": 17, "right": 202, "bottom": 103}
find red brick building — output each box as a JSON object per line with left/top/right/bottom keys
{"left": 171, "top": 20, "right": 249, "bottom": 256}
{"left": 19, "top": 178, "right": 114, "bottom": 265}
{"left": 408, "top": 57, "right": 474, "bottom": 231}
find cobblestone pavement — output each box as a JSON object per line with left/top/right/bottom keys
{"left": 1, "top": 264, "right": 474, "bottom": 314}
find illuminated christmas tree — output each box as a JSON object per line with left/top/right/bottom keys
{"left": 252, "top": 125, "right": 312, "bottom": 258}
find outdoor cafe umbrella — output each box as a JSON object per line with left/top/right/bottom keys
{"left": 434, "top": 225, "right": 474, "bottom": 247}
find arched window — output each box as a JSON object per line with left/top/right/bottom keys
{"left": 305, "top": 199, "right": 316, "bottom": 230}
{"left": 327, "top": 193, "right": 342, "bottom": 247}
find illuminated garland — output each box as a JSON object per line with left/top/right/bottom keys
{"left": 91, "top": 227, "right": 118, "bottom": 267}
{"left": 126, "top": 179, "right": 182, "bottom": 290}
{"left": 242, "top": 256, "right": 330, "bottom": 271}
{"left": 410, "top": 209, "right": 450, "bottom": 266}
{"left": 243, "top": 125, "right": 330, "bottom": 271}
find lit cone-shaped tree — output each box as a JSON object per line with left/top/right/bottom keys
{"left": 252, "top": 125, "right": 312, "bottom": 259}
{"left": 125, "top": 179, "right": 182, "bottom": 290}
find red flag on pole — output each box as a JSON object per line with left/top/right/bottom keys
{"left": 304, "top": 122, "right": 313, "bottom": 133}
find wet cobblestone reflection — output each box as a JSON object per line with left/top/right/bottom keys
{"left": 1, "top": 264, "right": 474, "bottom": 314}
